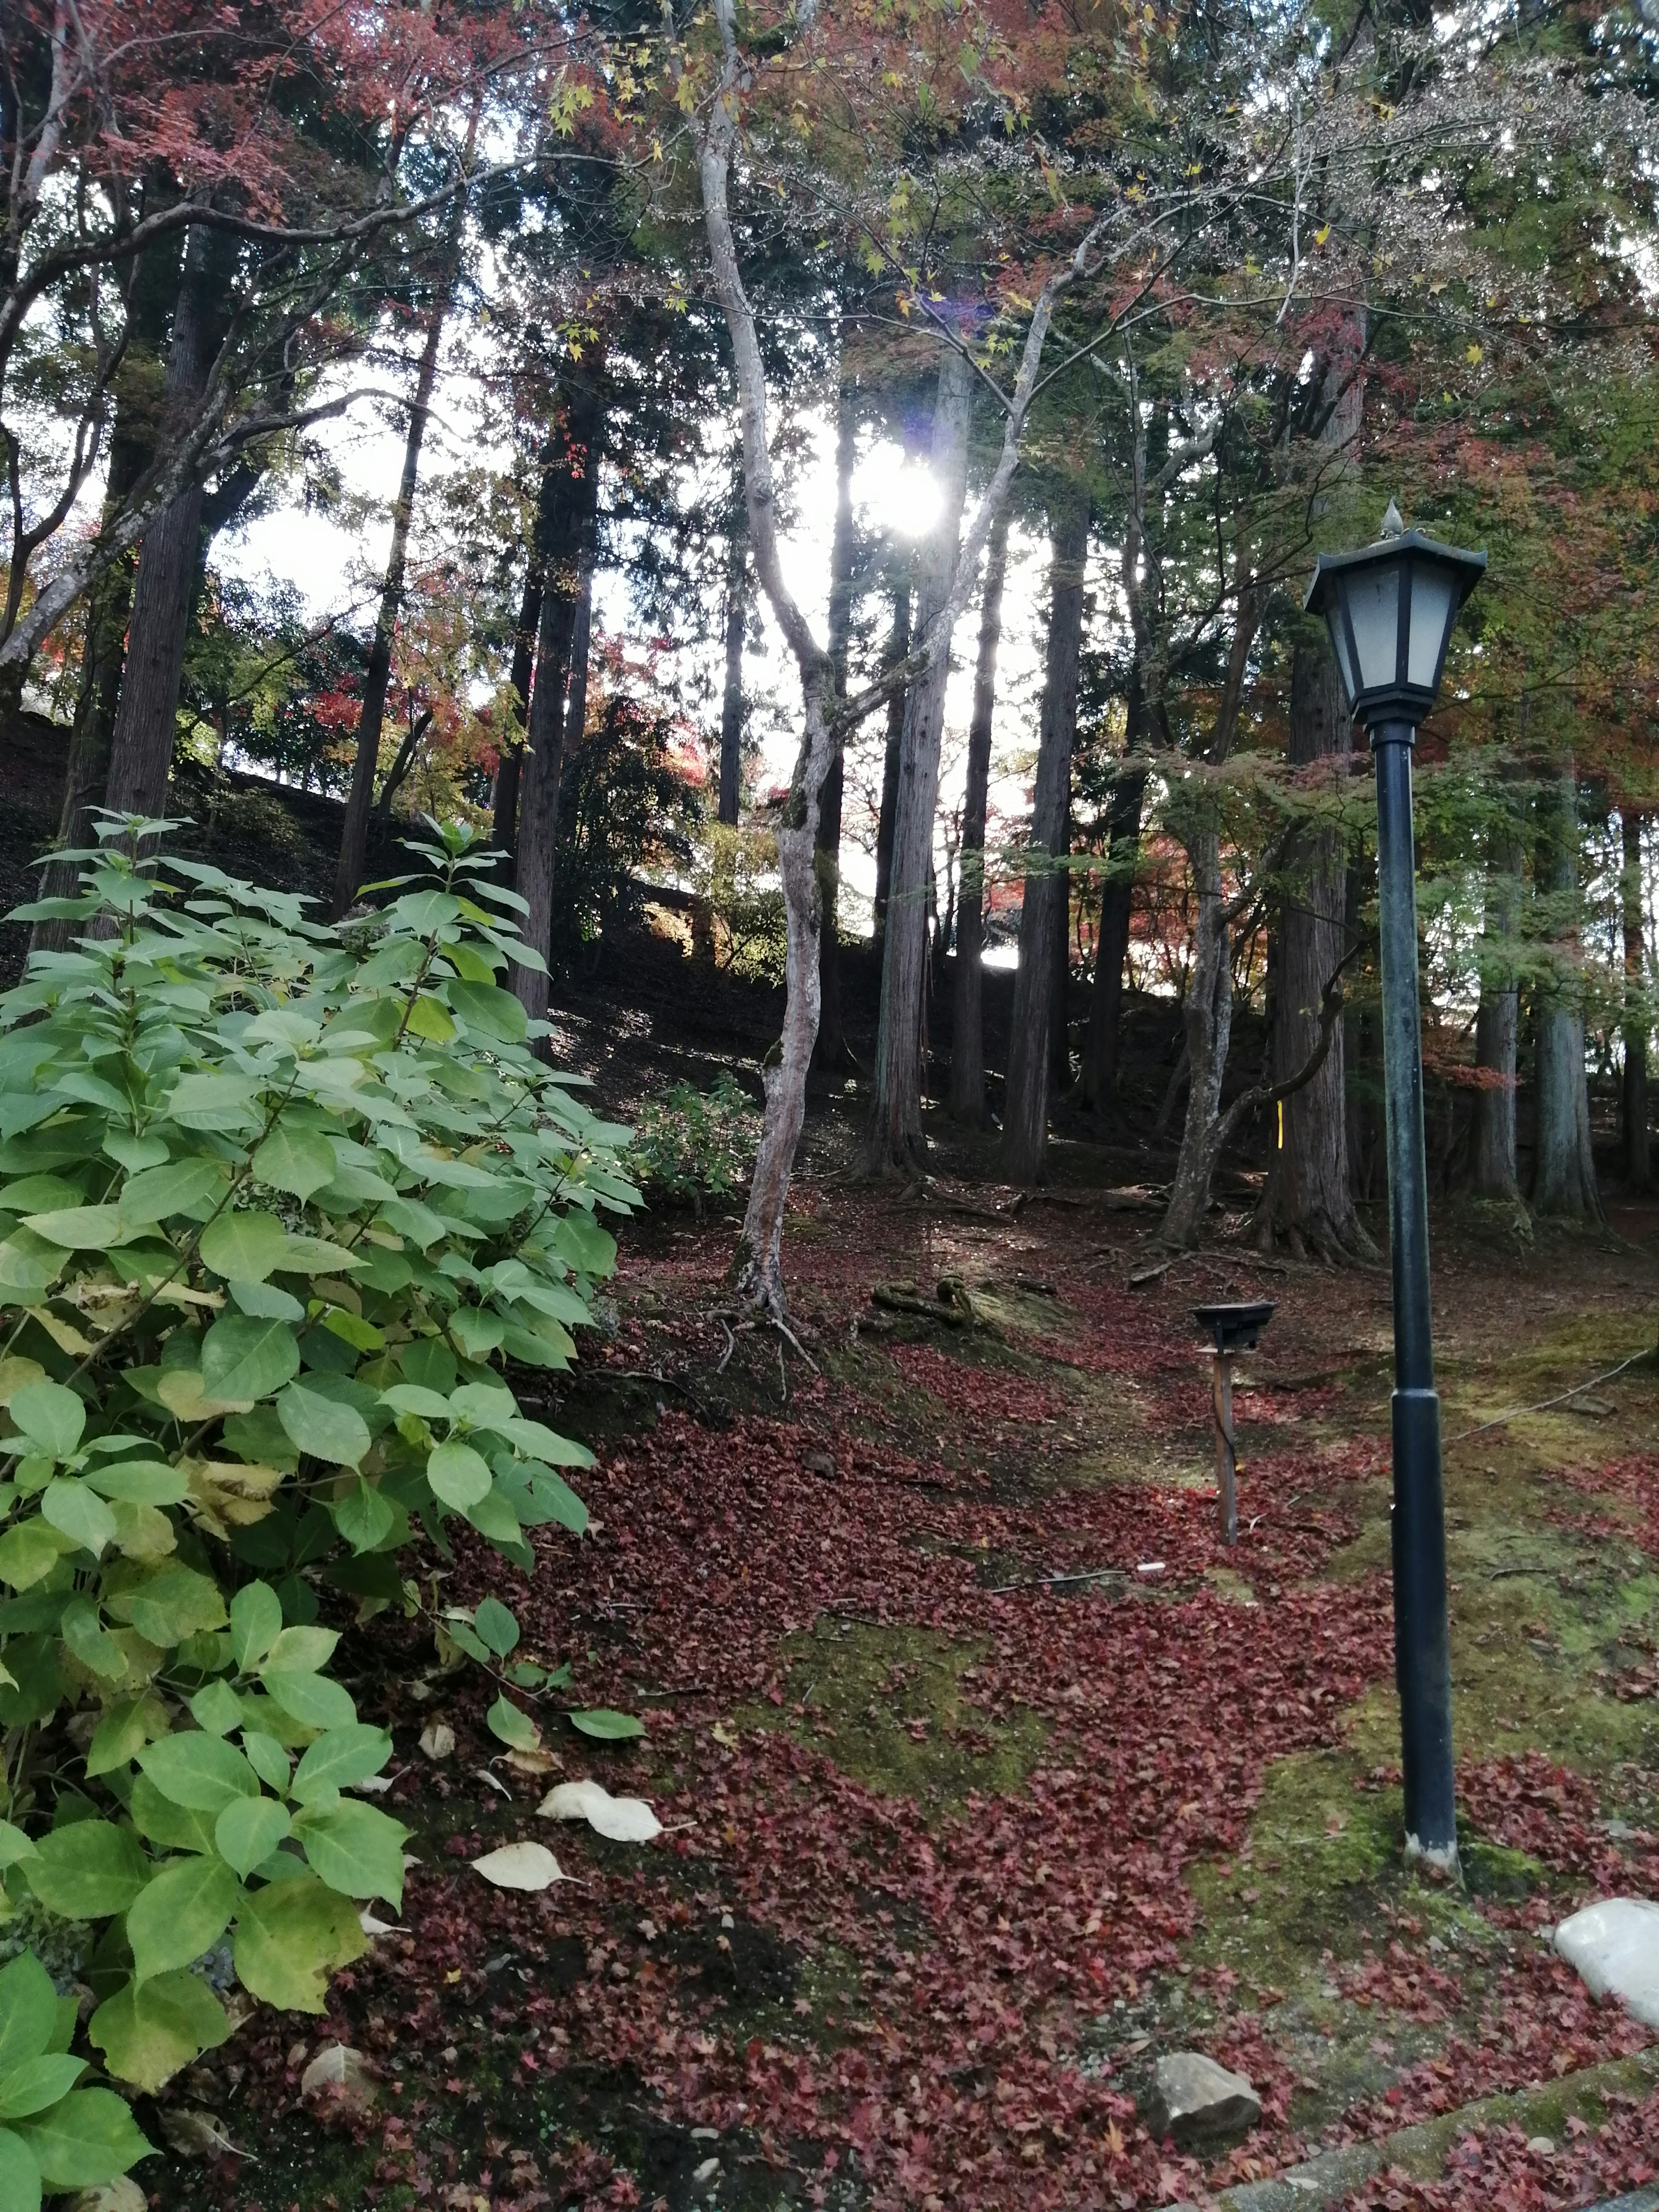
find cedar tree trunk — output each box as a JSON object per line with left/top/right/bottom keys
{"left": 948, "top": 502, "right": 1011, "bottom": 1123}
{"left": 1257, "top": 627, "right": 1375, "bottom": 1259}
{"left": 1622, "top": 807, "right": 1650, "bottom": 1189}
{"left": 1532, "top": 762, "right": 1603, "bottom": 1220}
{"left": 861, "top": 343, "right": 976, "bottom": 1176}
{"left": 1001, "top": 493, "right": 1089, "bottom": 1182}
{"left": 1470, "top": 815, "right": 1524, "bottom": 1200}
{"left": 510, "top": 377, "right": 604, "bottom": 1024}
{"left": 1078, "top": 671, "right": 1148, "bottom": 1112}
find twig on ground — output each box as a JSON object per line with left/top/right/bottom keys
{"left": 1446, "top": 1349, "right": 1652, "bottom": 1444}
{"left": 716, "top": 1319, "right": 737, "bottom": 1375}
{"left": 988, "top": 1566, "right": 1132, "bottom": 1595}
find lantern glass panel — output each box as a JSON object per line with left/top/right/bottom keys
{"left": 1347, "top": 561, "right": 1402, "bottom": 691}
{"left": 1325, "top": 604, "right": 1357, "bottom": 703}
{"left": 1407, "top": 563, "right": 1456, "bottom": 690}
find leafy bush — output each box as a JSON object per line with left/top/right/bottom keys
{"left": 695, "top": 823, "right": 788, "bottom": 986}
{"left": 0, "top": 814, "right": 634, "bottom": 2194}
{"left": 629, "top": 1074, "right": 760, "bottom": 1214}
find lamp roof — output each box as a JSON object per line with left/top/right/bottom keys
{"left": 1304, "top": 527, "right": 1487, "bottom": 618}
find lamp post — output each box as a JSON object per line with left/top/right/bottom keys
{"left": 1305, "top": 504, "right": 1486, "bottom": 1875}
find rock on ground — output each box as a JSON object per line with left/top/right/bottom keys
{"left": 1554, "top": 1898, "right": 1659, "bottom": 2028}
{"left": 1141, "top": 2050, "right": 1263, "bottom": 2147}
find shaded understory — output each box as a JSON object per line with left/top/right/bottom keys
{"left": 146, "top": 1159, "right": 1659, "bottom": 2212}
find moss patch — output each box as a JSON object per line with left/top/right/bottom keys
{"left": 741, "top": 1619, "right": 1049, "bottom": 1820}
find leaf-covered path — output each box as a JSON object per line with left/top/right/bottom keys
{"left": 177, "top": 1185, "right": 1659, "bottom": 2212}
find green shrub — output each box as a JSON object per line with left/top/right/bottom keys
{"left": 629, "top": 1074, "right": 760, "bottom": 1214}
{"left": 0, "top": 814, "right": 635, "bottom": 2195}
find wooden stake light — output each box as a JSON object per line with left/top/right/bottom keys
{"left": 1192, "top": 1302, "right": 1275, "bottom": 1545}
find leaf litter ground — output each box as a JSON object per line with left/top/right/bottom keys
{"left": 157, "top": 1179, "right": 1659, "bottom": 2212}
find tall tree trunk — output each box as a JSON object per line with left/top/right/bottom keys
{"left": 1469, "top": 814, "right": 1524, "bottom": 1200}
{"left": 814, "top": 366, "right": 859, "bottom": 1072}
{"left": 1160, "top": 827, "right": 1234, "bottom": 1245}
{"left": 1532, "top": 762, "right": 1603, "bottom": 1220}
{"left": 32, "top": 203, "right": 183, "bottom": 951}
{"left": 871, "top": 577, "right": 910, "bottom": 941}
{"left": 1621, "top": 807, "right": 1650, "bottom": 1190}
{"left": 1050, "top": 784, "right": 1074, "bottom": 1094}
{"left": 948, "top": 504, "right": 1011, "bottom": 1124}
{"left": 510, "top": 377, "right": 604, "bottom": 1025}
{"left": 491, "top": 507, "right": 548, "bottom": 861}
{"left": 563, "top": 569, "right": 592, "bottom": 756}
{"left": 717, "top": 494, "right": 746, "bottom": 827}
{"left": 861, "top": 344, "right": 976, "bottom": 1176}
{"left": 102, "top": 229, "right": 227, "bottom": 823}
{"left": 1001, "top": 495, "right": 1089, "bottom": 1181}
{"left": 1078, "top": 670, "right": 1148, "bottom": 1112}
{"left": 1256, "top": 626, "right": 1375, "bottom": 1259}
{"left": 333, "top": 251, "right": 462, "bottom": 914}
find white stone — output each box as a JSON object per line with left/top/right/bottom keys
{"left": 1553, "top": 1897, "right": 1659, "bottom": 2027}
{"left": 1141, "top": 2051, "right": 1262, "bottom": 2146}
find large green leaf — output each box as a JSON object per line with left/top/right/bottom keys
{"left": 0, "top": 2055, "right": 85, "bottom": 2122}
{"left": 445, "top": 980, "right": 528, "bottom": 1042}
{"left": 89, "top": 1970, "right": 230, "bottom": 2094}
{"left": 0, "top": 1522, "right": 76, "bottom": 1592}
{"left": 200, "top": 1314, "right": 300, "bottom": 1405}
{"left": 553, "top": 1209, "right": 617, "bottom": 1277}
{"left": 165, "top": 1071, "right": 261, "bottom": 1128}
{"left": 277, "top": 1383, "right": 371, "bottom": 1468}
{"left": 105, "top": 1565, "right": 226, "bottom": 1647}
{"left": 40, "top": 1481, "right": 117, "bottom": 1559}
{"left": 472, "top": 1596, "right": 520, "bottom": 1656}
{"left": 0, "top": 2126, "right": 39, "bottom": 2212}
{"left": 18, "top": 1205, "right": 124, "bottom": 1250}
{"left": 568, "top": 1709, "right": 646, "bottom": 1741}
{"left": 251, "top": 1126, "right": 337, "bottom": 1202}
{"left": 486, "top": 1696, "right": 539, "bottom": 1752}
{"left": 425, "top": 1440, "right": 490, "bottom": 1510}
{"left": 198, "top": 1211, "right": 289, "bottom": 1284}
{"left": 232, "top": 1876, "right": 367, "bottom": 2012}
{"left": 7, "top": 1381, "right": 84, "bottom": 1461}
{"left": 291, "top": 1799, "right": 407, "bottom": 1905}
{"left": 0, "top": 1958, "right": 57, "bottom": 2080}
{"left": 214, "top": 1797, "right": 291, "bottom": 1880}
{"left": 137, "top": 1733, "right": 258, "bottom": 1815}
{"left": 15, "top": 2088, "right": 153, "bottom": 2187}
{"left": 117, "top": 1158, "right": 225, "bottom": 1227}
{"left": 82, "top": 1460, "right": 189, "bottom": 1506}
{"left": 24, "top": 1823, "right": 149, "bottom": 1920}
{"left": 127, "top": 1856, "right": 238, "bottom": 1982}
{"left": 289, "top": 1726, "right": 392, "bottom": 1806}
{"left": 229, "top": 1581, "right": 283, "bottom": 1673}
{"left": 261, "top": 1669, "right": 356, "bottom": 1730}
{"left": 331, "top": 1479, "right": 394, "bottom": 1554}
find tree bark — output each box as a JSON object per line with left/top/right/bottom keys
{"left": 102, "top": 228, "right": 228, "bottom": 823}
{"left": 1469, "top": 814, "right": 1523, "bottom": 1200}
{"left": 1621, "top": 807, "right": 1650, "bottom": 1189}
{"left": 1531, "top": 762, "right": 1603, "bottom": 1220}
{"left": 947, "top": 503, "right": 1011, "bottom": 1124}
{"left": 1161, "top": 828, "right": 1234, "bottom": 1244}
{"left": 333, "top": 255, "right": 459, "bottom": 914}
{"left": 1256, "top": 626, "right": 1375, "bottom": 1259}
{"left": 871, "top": 577, "right": 910, "bottom": 941}
{"left": 814, "top": 365, "right": 859, "bottom": 1072}
{"left": 510, "top": 376, "right": 604, "bottom": 1024}
{"left": 861, "top": 343, "right": 976, "bottom": 1177}
{"left": 32, "top": 202, "right": 183, "bottom": 951}
{"left": 1001, "top": 493, "right": 1089, "bottom": 1182}
{"left": 717, "top": 493, "right": 746, "bottom": 827}
{"left": 491, "top": 553, "right": 543, "bottom": 861}
{"left": 1078, "top": 670, "right": 1148, "bottom": 1113}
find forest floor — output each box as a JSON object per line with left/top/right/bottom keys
{"left": 152, "top": 1117, "right": 1659, "bottom": 2212}
{"left": 6, "top": 727, "right": 1656, "bottom": 2211}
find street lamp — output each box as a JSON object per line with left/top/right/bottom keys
{"left": 1305, "top": 504, "right": 1486, "bottom": 1877}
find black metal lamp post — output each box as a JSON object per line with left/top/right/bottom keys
{"left": 1305, "top": 505, "right": 1485, "bottom": 1875}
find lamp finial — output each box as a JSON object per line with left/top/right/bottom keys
{"left": 1380, "top": 499, "right": 1405, "bottom": 538}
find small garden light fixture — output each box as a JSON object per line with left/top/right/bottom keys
{"left": 1192, "top": 1301, "right": 1275, "bottom": 1548}
{"left": 1306, "top": 502, "right": 1486, "bottom": 1878}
